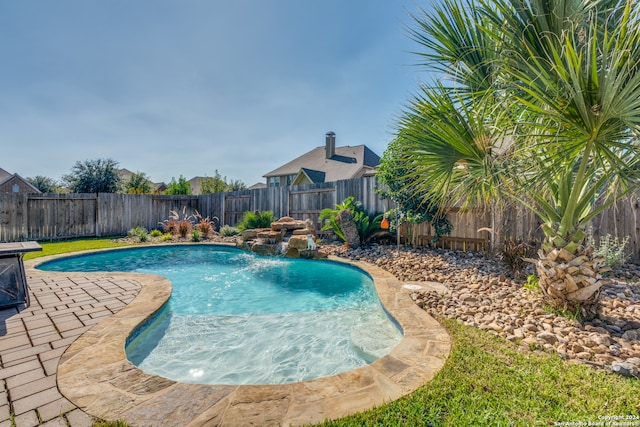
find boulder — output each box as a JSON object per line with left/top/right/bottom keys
{"left": 242, "top": 229, "right": 259, "bottom": 240}
{"left": 285, "top": 247, "right": 300, "bottom": 258}
{"left": 256, "top": 230, "right": 283, "bottom": 243}
{"left": 611, "top": 361, "right": 639, "bottom": 378}
{"left": 242, "top": 228, "right": 270, "bottom": 240}
{"left": 292, "top": 228, "right": 316, "bottom": 236}
{"left": 336, "top": 209, "right": 360, "bottom": 249}
{"left": 271, "top": 217, "right": 307, "bottom": 232}
{"left": 275, "top": 216, "right": 296, "bottom": 223}
{"left": 210, "top": 217, "right": 220, "bottom": 232}
{"left": 251, "top": 241, "right": 277, "bottom": 256}
{"left": 299, "top": 250, "right": 317, "bottom": 259}
{"left": 288, "top": 235, "right": 309, "bottom": 251}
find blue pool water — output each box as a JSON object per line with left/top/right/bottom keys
{"left": 39, "top": 245, "right": 402, "bottom": 385}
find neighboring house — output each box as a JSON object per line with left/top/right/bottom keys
{"left": 263, "top": 132, "right": 380, "bottom": 187}
{"left": 117, "top": 168, "right": 166, "bottom": 194}
{"left": 188, "top": 176, "right": 205, "bottom": 195}
{"left": 0, "top": 168, "right": 41, "bottom": 194}
{"left": 248, "top": 182, "right": 267, "bottom": 190}
{"left": 116, "top": 168, "right": 135, "bottom": 182}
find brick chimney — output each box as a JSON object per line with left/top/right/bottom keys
{"left": 325, "top": 131, "right": 336, "bottom": 159}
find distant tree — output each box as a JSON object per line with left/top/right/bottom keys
{"left": 125, "top": 172, "right": 153, "bottom": 194}
{"left": 200, "top": 170, "right": 247, "bottom": 194}
{"left": 164, "top": 175, "right": 192, "bottom": 195}
{"left": 63, "top": 158, "right": 120, "bottom": 193}
{"left": 227, "top": 179, "right": 247, "bottom": 192}
{"left": 200, "top": 170, "right": 228, "bottom": 194}
{"left": 26, "top": 175, "right": 61, "bottom": 193}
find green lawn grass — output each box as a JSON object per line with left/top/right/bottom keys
{"left": 23, "top": 237, "right": 132, "bottom": 261}
{"left": 30, "top": 240, "right": 638, "bottom": 426}
{"left": 318, "top": 319, "right": 640, "bottom": 427}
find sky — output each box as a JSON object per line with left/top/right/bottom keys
{"left": 0, "top": 0, "right": 433, "bottom": 187}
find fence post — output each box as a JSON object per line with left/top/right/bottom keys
{"left": 22, "top": 194, "right": 29, "bottom": 241}
{"left": 95, "top": 194, "right": 101, "bottom": 237}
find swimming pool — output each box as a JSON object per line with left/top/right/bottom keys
{"left": 39, "top": 245, "right": 403, "bottom": 385}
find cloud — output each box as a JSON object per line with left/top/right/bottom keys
{"left": 0, "top": 0, "right": 423, "bottom": 186}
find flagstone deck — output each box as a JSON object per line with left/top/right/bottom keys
{"left": 0, "top": 251, "right": 450, "bottom": 427}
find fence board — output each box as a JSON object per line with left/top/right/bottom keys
{"left": 3, "top": 178, "right": 640, "bottom": 261}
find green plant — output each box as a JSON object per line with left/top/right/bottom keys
{"left": 191, "top": 229, "right": 201, "bottom": 242}
{"left": 588, "top": 233, "right": 630, "bottom": 269}
{"left": 524, "top": 274, "right": 539, "bottom": 292}
{"left": 353, "top": 210, "right": 384, "bottom": 244}
{"left": 319, "top": 197, "right": 384, "bottom": 245}
{"left": 501, "top": 238, "right": 535, "bottom": 279}
{"left": 219, "top": 225, "right": 239, "bottom": 237}
{"left": 392, "top": 0, "right": 640, "bottom": 318}
{"left": 124, "top": 171, "right": 153, "bottom": 194}
{"left": 161, "top": 233, "right": 173, "bottom": 241}
{"left": 319, "top": 197, "right": 359, "bottom": 241}
{"left": 163, "top": 175, "right": 192, "bottom": 195}
{"left": 236, "top": 210, "right": 275, "bottom": 231}
{"left": 377, "top": 137, "right": 452, "bottom": 243}
{"left": 26, "top": 175, "right": 61, "bottom": 193}
{"left": 150, "top": 229, "right": 163, "bottom": 237}
{"left": 542, "top": 304, "right": 583, "bottom": 323}
{"left": 199, "top": 170, "right": 247, "bottom": 194}
{"left": 62, "top": 158, "right": 121, "bottom": 193}
{"left": 127, "top": 226, "right": 148, "bottom": 242}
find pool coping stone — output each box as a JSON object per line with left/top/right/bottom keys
{"left": 25, "top": 244, "right": 451, "bottom": 427}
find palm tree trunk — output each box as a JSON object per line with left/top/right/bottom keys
{"left": 535, "top": 246, "right": 611, "bottom": 320}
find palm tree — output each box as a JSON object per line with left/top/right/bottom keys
{"left": 395, "top": 0, "right": 640, "bottom": 318}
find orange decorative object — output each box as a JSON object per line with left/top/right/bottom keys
{"left": 381, "top": 218, "right": 390, "bottom": 230}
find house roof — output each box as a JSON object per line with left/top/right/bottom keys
{"left": 263, "top": 145, "right": 380, "bottom": 183}
{"left": 296, "top": 168, "right": 326, "bottom": 184}
{"left": 116, "top": 168, "right": 135, "bottom": 181}
{"left": 0, "top": 169, "right": 42, "bottom": 193}
{"left": 248, "top": 182, "right": 267, "bottom": 190}
{"left": 0, "top": 168, "right": 11, "bottom": 182}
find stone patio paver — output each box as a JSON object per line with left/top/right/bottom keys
{"left": 1, "top": 270, "right": 141, "bottom": 426}
{"left": 0, "top": 246, "right": 451, "bottom": 426}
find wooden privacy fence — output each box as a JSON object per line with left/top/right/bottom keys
{"left": 1, "top": 176, "right": 640, "bottom": 260}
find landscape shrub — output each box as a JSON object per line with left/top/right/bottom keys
{"left": 162, "top": 219, "right": 178, "bottom": 235}
{"left": 194, "top": 213, "right": 214, "bottom": 236}
{"left": 593, "top": 234, "right": 630, "bottom": 269}
{"left": 319, "top": 197, "right": 383, "bottom": 245}
{"left": 501, "top": 237, "right": 535, "bottom": 278}
{"left": 128, "top": 226, "right": 148, "bottom": 242}
{"left": 160, "top": 207, "right": 194, "bottom": 238}
{"left": 177, "top": 220, "right": 192, "bottom": 238}
{"left": 220, "top": 225, "right": 239, "bottom": 237}
{"left": 150, "top": 229, "right": 163, "bottom": 237}
{"left": 237, "top": 210, "right": 275, "bottom": 231}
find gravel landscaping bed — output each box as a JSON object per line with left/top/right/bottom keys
{"left": 323, "top": 243, "right": 640, "bottom": 378}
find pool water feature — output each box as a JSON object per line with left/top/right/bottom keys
{"left": 39, "top": 245, "right": 402, "bottom": 385}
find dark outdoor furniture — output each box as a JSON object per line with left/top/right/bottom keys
{"left": 0, "top": 241, "right": 42, "bottom": 309}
